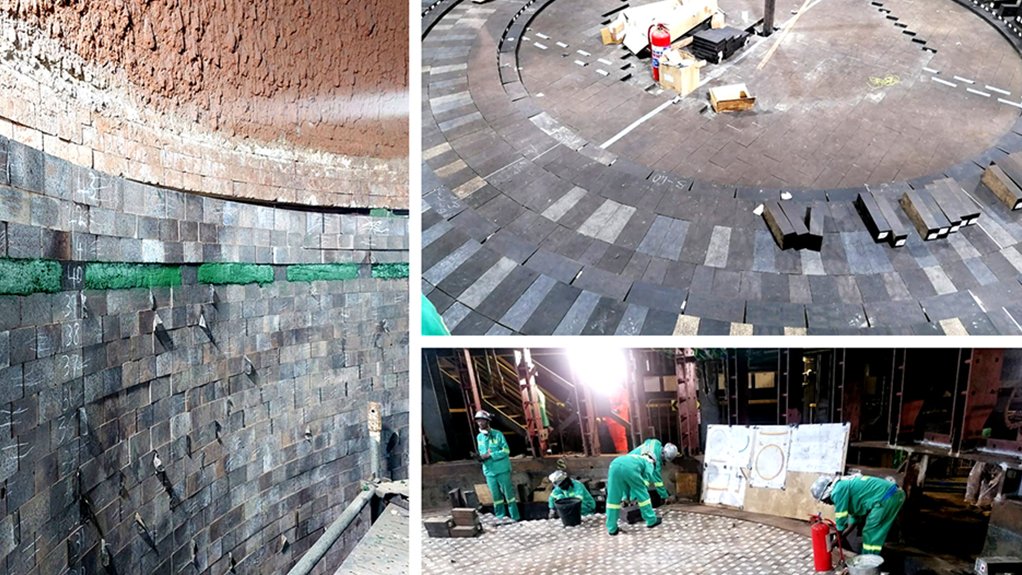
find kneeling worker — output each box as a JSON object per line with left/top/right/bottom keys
{"left": 606, "top": 453, "right": 662, "bottom": 535}
{"left": 475, "top": 410, "right": 520, "bottom": 522}
{"left": 547, "top": 470, "right": 596, "bottom": 519}
{"left": 810, "top": 474, "right": 905, "bottom": 555}
{"left": 630, "top": 438, "right": 679, "bottom": 502}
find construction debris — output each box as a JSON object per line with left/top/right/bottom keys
{"left": 690, "top": 26, "right": 750, "bottom": 64}
{"left": 616, "top": 0, "right": 719, "bottom": 54}
{"left": 424, "top": 508, "right": 484, "bottom": 538}
{"left": 601, "top": 16, "right": 626, "bottom": 44}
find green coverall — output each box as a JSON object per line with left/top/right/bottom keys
{"left": 477, "top": 429, "right": 520, "bottom": 521}
{"left": 630, "top": 438, "right": 670, "bottom": 500}
{"left": 831, "top": 475, "right": 905, "bottom": 554}
{"left": 606, "top": 454, "right": 658, "bottom": 534}
{"left": 421, "top": 294, "right": 450, "bottom": 336}
{"left": 548, "top": 478, "right": 597, "bottom": 516}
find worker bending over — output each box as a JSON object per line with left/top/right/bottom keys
{"left": 475, "top": 410, "right": 520, "bottom": 522}
{"left": 606, "top": 453, "right": 662, "bottom": 535}
{"left": 810, "top": 474, "right": 905, "bottom": 555}
{"left": 547, "top": 470, "right": 596, "bottom": 519}
{"left": 629, "top": 438, "right": 679, "bottom": 502}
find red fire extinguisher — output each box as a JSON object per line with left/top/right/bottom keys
{"left": 648, "top": 23, "right": 670, "bottom": 81}
{"left": 809, "top": 514, "right": 844, "bottom": 572}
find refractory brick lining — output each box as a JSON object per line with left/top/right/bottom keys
{"left": 0, "top": 134, "right": 410, "bottom": 574}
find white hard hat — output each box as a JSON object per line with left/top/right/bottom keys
{"left": 662, "top": 443, "right": 679, "bottom": 462}
{"left": 549, "top": 470, "right": 567, "bottom": 485}
{"left": 474, "top": 410, "right": 492, "bottom": 421}
{"left": 810, "top": 475, "right": 837, "bottom": 501}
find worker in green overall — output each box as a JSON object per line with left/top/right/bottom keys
{"left": 629, "top": 438, "right": 679, "bottom": 501}
{"left": 605, "top": 453, "right": 662, "bottom": 535}
{"left": 811, "top": 474, "right": 905, "bottom": 555}
{"left": 475, "top": 410, "right": 520, "bottom": 522}
{"left": 547, "top": 470, "right": 596, "bottom": 519}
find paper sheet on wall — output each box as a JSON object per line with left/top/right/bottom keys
{"left": 749, "top": 425, "right": 791, "bottom": 489}
{"left": 704, "top": 424, "right": 754, "bottom": 468}
{"left": 702, "top": 461, "right": 747, "bottom": 508}
{"left": 787, "top": 423, "right": 849, "bottom": 473}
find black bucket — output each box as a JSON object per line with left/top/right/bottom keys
{"left": 554, "top": 497, "right": 583, "bottom": 527}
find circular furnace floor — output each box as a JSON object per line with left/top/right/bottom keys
{"left": 422, "top": 510, "right": 821, "bottom": 575}
{"left": 519, "top": 0, "right": 1022, "bottom": 188}
{"left": 422, "top": 0, "right": 1022, "bottom": 335}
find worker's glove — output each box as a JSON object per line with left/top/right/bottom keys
{"left": 479, "top": 452, "right": 491, "bottom": 461}
{"left": 548, "top": 509, "right": 557, "bottom": 520}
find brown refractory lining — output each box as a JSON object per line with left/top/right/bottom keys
{"left": 6, "top": 0, "right": 409, "bottom": 159}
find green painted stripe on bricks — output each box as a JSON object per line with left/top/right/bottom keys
{"left": 369, "top": 208, "right": 395, "bottom": 218}
{"left": 85, "top": 263, "right": 182, "bottom": 290}
{"left": 0, "top": 258, "right": 62, "bottom": 295}
{"left": 197, "top": 263, "right": 274, "bottom": 285}
{"left": 371, "top": 263, "right": 409, "bottom": 279}
{"left": 287, "top": 263, "right": 360, "bottom": 282}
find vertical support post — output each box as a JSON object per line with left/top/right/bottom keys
{"left": 949, "top": 349, "right": 966, "bottom": 453}
{"left": 570, "top": 357, "right": 601, "bottom": 457}
{"left": 462, "top": 348, "right": 483, "bottom": 415}
{"left": 733, "top": 349, "right": 749, "bottom": 424}
{"left": 835, "top": 349, "right": 846, "bottom": 423}
{"left": 676, "top": 348, "right": 700, "bottom": 456}
{"left": 514, "top": 349, "right": 547, "bottom": 457}
{"left": 960, "top": 349, "right": 1004, "bottom": 448}
{"left": 628, "top": 350, "right": 649, "bottom": 446}
{"left": 764, "top": 0, "right": 776, "bottom": 36}
{"left": 368, "top": 402, "right": 382, "bottom": 480}
{"left": 890, "top": 349, "right": 907, "bottom": 445}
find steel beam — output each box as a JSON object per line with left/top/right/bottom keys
{"left": 676, "top": 348, "right": 701, "bottom": 455}
{"left": 962, "top": 349, "right": 1004, "bottom": 446}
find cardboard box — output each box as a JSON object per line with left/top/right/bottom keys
{"left": 601, "top": 16, "right": 626, "bottom": 44}
{"left": 709, "top": 83, "right": 755, "bottom": 112}
{"left": 658, "top": 49, "right": 704, "bottom": 97}
{"left": 711, "top": 11, "right": 726, "bottom": 28}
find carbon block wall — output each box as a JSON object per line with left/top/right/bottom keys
{"left": 0, "top": 134, "right": 410, "bottom": 574}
